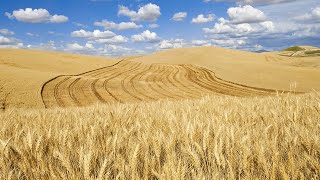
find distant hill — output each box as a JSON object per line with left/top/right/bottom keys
{"left": 255, "top": 49, "right": 269, "bottom": 53}
{"left": 282, "top": 46, "right": 305, "bottom": 52}
{"left": 132, "top": 46, "right": 320, "bottom": 93}
{"left": 279, "top": 46, "right": 320, "bottom": 57}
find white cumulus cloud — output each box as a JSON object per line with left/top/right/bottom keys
{"left": 158, "top": 39, "right": 186, "bottom": 49}
{"left": 211, "top": 39, "right": 247, "bottom": 48}
{"left": 204, "top": 0, "right": 301, "bottom": 5}
{"left": 26, "top": 32, "right": 39, "bottom": 37}
{"left": 94, "top": 20, "right": 142, "bottom": 30}
{"left": 171, "top": 12, "right": 187, "bottom": 21}
{"left": 294, "top": 7, "right": 320, "bottom": 23}
{"left": 227, "top": 5, "right": 267, "bottom": 24}
{"left": 0, "top": 35, "right": 23, "bottom": 48}
{"left": 66, "top": 43, "right": 87, "bottom": 51}
{"left": 118, "top": 3, "right": 161, "bottom": 22}
{"left": 0, "top": 29, "right": 14, "bottom": 36}
{"left": 191, "top": 40, "right": 212, "bottom": 46}
{"left": 71, "top": 29, "right": 115, "bottom": 39}
{"left": 203, "top": 18, "right": 274, "bottom": 36}
{"left": 131, "top": 30, "right": 160, "bottom": 43}
{"left": 192, "top": 14, "right": 215, "bottom": 24}
{"left": 5, "top": 8, "right": 68, "bottom": 23}
{"left": 95, "top": 35, "right": 128, "bottom": 44}
{"left": 149, "top": 24, "right": 160, "bottom": 28}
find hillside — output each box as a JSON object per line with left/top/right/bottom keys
{"left": 280, "top": 46, "right": 320, "bottom": 57}
{"left": 132, "top": 46, "right": 320, "bottom": 92}
{"left": 0, "top": 49, "right": 119, "bottom": 108}
{"left": 0, "top": 47, "right": 319, "bottom": 109}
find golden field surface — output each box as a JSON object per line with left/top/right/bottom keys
{"left": 1, "top": 46, "right": 320, "bottom": 109}
{"left": 0, "top": 93, "right": 319, "bottom": 179}
{"left": 0, "top": 49, "right": 118, "bottom": 108}
{"left": 0, "top": 46, "right": 319, "bottom": 179}
{"left": 42, "top": 61, "right": 277, "bottom": 108}
{"left": 134, "top": 46, "right": 320, "bottom": 92}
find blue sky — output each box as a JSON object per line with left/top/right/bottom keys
{"left": 0, "top": 0, "right": 319, "bottom": 57}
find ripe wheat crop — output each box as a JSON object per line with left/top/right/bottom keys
{"left": 0, "top": 93, "right": 319, "bottom": 179}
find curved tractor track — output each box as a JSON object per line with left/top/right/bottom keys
{"left": 41, "top": 60, "right": 283, "bottom": 108}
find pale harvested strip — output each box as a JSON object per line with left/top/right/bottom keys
{"left": 168, "top": 65, "right": 204, "bottom": 98}
{"left": 42, "top": 61, "right": 281, "bottom": 108}
{"left": 151, "top": 64, "right": 189, "bottom": 100}
{"left": 184, "top": 65, "right": 255, "bottom": 96}
{"left": 145, "top": 64, "right": 175, "bottom": 100}
{"left": 177, "top": 65, "right": 220, "bottom": 97}
{"left": 104, "top": 62, "right": 143, "bottom": 103}
{"left": 130, "top": 64, "right": 157, "bottom": 101}
{"left": 120, "top": 63, "right": 150, "bottom": 101}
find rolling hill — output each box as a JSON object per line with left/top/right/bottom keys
{"left": 133, "top": 46, "right": 320, "bottom": 92}
{"left": 0, "top": 46, "right": 319, "bottom": 109}
{"left": 0, "top": 47, "right": 319, "bottom": 179}
{"left": 0, "top": 49, "right": 119, "bottom": 108}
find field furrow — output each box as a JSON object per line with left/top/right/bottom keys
{"left": 145, "top": 65, "right": 175, "bottom": 100}
{"left": 42, "top": 61, "right": 281, "bottom": 108}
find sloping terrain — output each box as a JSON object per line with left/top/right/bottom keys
{"left": 0, "top": 47, "right": 319, "bottom": 109}
{"left": 133, "top": 46, "right": 320, "bottom": 92}
{"left": 279, "top": 46, "right": 320, "bottom": 57}
{"left": 41, "top": 61, "right": 276, "bottom": 108}
{"left": 0, "top": 49, "right": 119, "bottom": 108}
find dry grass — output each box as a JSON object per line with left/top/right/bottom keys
{"left": 0, "top": 93, "right": 319, "bottom": 179}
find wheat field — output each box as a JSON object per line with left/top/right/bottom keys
{"left": 42, "top": 60, "right": 277, "bottom": 108}
{"left": 1, "top": 47, "right": 320, "bottom": 109}
{"left": 1, "top": 92, "right": 319, "bottom": 179}
{"left": 1, "top": 47, "right": 320, "bottom": 179}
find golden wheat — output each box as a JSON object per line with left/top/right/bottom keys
{"left": 0, "top": 93, "right": 319, "bottom": 179}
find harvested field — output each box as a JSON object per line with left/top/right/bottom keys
{"left": 41, "top": 61, "right": 277, "bottom": 108}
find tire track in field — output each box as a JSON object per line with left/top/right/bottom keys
{"left": 160, "top": 65, "right": 186, "bottom": 99}
{"left": 53, "top": 77, "right": 71, "bottom": 107}
{"left": 152, "top": 64, "right": 182, "bottom": 100}
{"left": 126, "top": 64, "right": 153, "bottom": 101}
{"left": 170, "top": 66, "right": 203, "bottom": 98}
{"left": 145, "top": 64, "right": 174, "bottom": 100}
{"left": 120, "top": 63, "right": 144, "bottom": 101}
{"left": 79, "top": 61, "right": 131, "bottom": 104}
{"left": 41, "top": 60, "right": 125, "bottom": 108}
{"left": 68, "top": 77, "right": 82, "bottom": 106}
{"left": 131, "top": 65, "right": 157, "bottom": 101}
{"left": 42, "top": 61, "right": 289, "bottom": 108}
{"left": 102, "top": 62, "right": 142, "bottom": 103}
{"left": 91, "top": 79, "right": 107, "bottom": 103}
{"left": 190, "top": 65, "right": 257, "bottom": 95}
{"left": 185, "top": 65, "right": 257, "bottom": 96}
{"left": 120, "top": 63, "right": 152, "bottom": 101}
{"left": 182, "top": 65, "right": 238, "bottom": 96}
{"left": 179, "top": 65, "right": 222, "bottom": 96}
